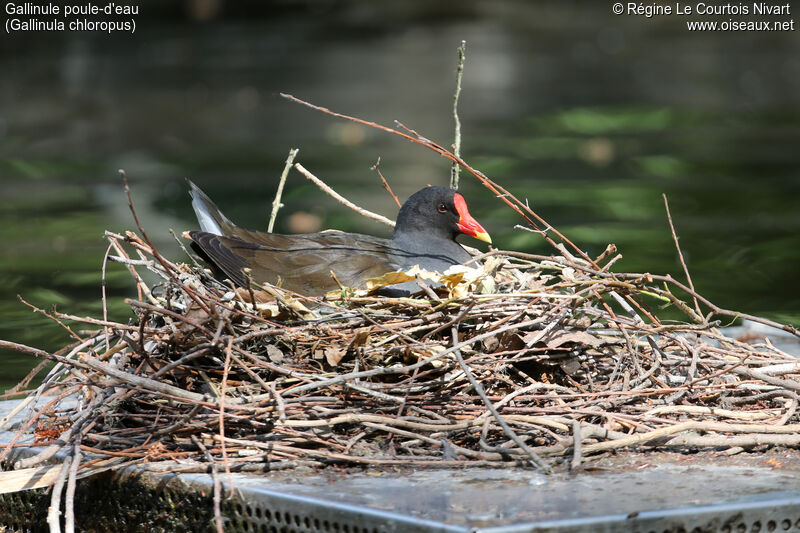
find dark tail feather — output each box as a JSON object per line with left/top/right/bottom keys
{"left": 186, "top": 179, "right": 236, "bottom": 236}
{"left": 188, "top": 230, "right": 249, "bottom": 286}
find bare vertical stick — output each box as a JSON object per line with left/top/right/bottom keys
{"left": 662, "top": 194, "right": 702, "bottom": 316}
{"left": 46, "top": 457, "right": 72, "bottom": 533}
{"left": 63, "top": 436, "right": 82, "bottom": 533}
{"left": 451, "top": 325, "right": 549, "bottom": 472}
{"left": 101, "top": 241, "right": 114, "bottom": 354}
{"left": 570, "top": 420, "right": 582, "bottom": 472}
{"left": 219, "top": 337, "right": 234, "bottom": 494}
{"left": 450, "top": 40, "right": 466, "bottom": 190}
{"left": 268, "top": 148, "right": 299, "bottom": 233}
{"left": 371, "top": 157, "right": 401, "bottom": 208}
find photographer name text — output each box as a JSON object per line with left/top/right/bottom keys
{"left": 623, "top": 2, "right": 789, "bottom": 17}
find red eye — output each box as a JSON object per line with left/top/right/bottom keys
{"left": 437, "top": 203, "right": 448, "bottom": 213}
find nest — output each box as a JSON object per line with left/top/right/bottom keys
{"left": 3, "top": 220, "right": 800, "bottom": 480}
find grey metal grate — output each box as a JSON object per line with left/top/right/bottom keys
{"left": 3, "top": 438, "right": 800, "bottom": 533}
{"left": 2, "top": 468, "right": 800, "bottom": 532}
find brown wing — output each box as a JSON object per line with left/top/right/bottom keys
{"left": 188, "top": 229, "right": 399, "bottom": 295}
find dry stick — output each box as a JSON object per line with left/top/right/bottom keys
{"left": 5, "top": 342, "right": 71, "bottom": 397}
{"left": 63, "top": 435, "right": 81, "bottom": 533}
{"left": 570, "top": 420, "right": 582, "bottom": 471}
{"left": 269, "top": 382, "right": 287, "bottom": 421}
{"left": 77, "top": 352, "right": 209, "bottom": 404}
{"left": 119, "top": 171, "right": 211, "bottom": 315}
{"left": 268, "top": 148, "right": 299, "bottom": 233}
{"left": 101, "top": 240, "right": 114, "bottom": 353}
{"left": 219, "top": 338, "right": 234, "bottom": 495}
{"left": 105, "top": 234, "right": 148, "bottom": 303}
{"left": 666, "top": 433, "right": 800, "bottom": 448}
{"left": 17, "top": 297, "right": 84, "bottom": 344}
{"left": 450, "top": 325, "right": 549, "bottom": 471}
{"left": 663, "top": 194, "right": 702, "bottom": 317}
{"left": 732, "top": 366, "right": 800, "bottom": 392}
{"left": 46, "top": 457, "right": 72, "bottom": 533}
{"left": 273, "top": 412, "right": 479, "bottom": 433}
{"left": 611, "top": 272, "right": 798, "bottom": 337}
{"left": 293, "top": 163, "right": 395, "bottom": 227}
{"left": 371, "top": 157, "right": 401, "bottom": 207}
{"left": 192, "top": 436, "right": 224, "bottom": 533}
{"left": 450, "top": 40, "right": 466, "bottom": 190}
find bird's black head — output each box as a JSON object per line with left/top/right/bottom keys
{"left": 393, "top": 186, "right": 491, "bottom": 243}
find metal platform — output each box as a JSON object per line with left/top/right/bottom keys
{"left": 3, "top": 414, "right": 800, "bottom": 532}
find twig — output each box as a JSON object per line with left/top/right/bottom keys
{"left": 612, "top": 272, "right": 798, "bottom": 338}
{"left": 570, "top": 420, "right": 582, "bottom": 472}
{"left": 450, "top": 40, "right": 466, "bottom": 190}
{"left": 120, "top": 171, "right": 212, "bottom": 315}
{"left": 371, "top": 157, "right": 401, "bottom": 208}
{"left": 192, "top": 436, "right": 224, "bottom": 533}
{"left": 46, "top": 457, "right": 72, "bottom": 533}
{"left": 293, "top": 163, "right": 395, "bottom": 227}
{"left": 63, "top": 435, "right": 81, "bottom": 533}
{"left": 280, "top": 92, "right": 599, "bottom": 267}
{"left": 101, "top": 241, "right": 114, "bottom": 353}
{"left": 219, "top": 338, "right": 234, "bottom": 495}
{"left": 663, "top": 194, "right": 702, "bottom": 317}
{"left": 268, "top": 148, "right": 299, "bottom": 232}
{"left": 451, "top": 325, "right": 549, "bottom": 471}
{"left": 17, "top": 296, "right": 84, "bottom": 344}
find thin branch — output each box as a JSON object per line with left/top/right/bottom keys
{"left": 451, "top": 40, "right": 466, "bottom": 190}
{"left": 46, "top": 457, "right": 72, "bottom": 533}
{"left": 268, "top": 148, "right": 299, "bottom": 232}
{"left": 371, "top": 157, "right": 401, "bottom": 208}
{"left": 120, "top": 170, "right": 212, "bottom": 315}
{"left": 451, "top": 325, "right": 550, "bottom": 471}
{"left": 663, "top": 194, "right": 702, "bottom": 316}
{"left": 293, "top": 163, "right": 395, "bottom": 227}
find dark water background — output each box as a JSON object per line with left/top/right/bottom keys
{"left": 1, "top": 1, "right": 799, "bottom": 390}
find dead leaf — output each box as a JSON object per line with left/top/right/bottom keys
{"left": 348, "top": 328, "right": 371, "bottom": 350}
{"left": 482, "top": 335, "right": 500, "bottom": 352}
{"left": 364, "top": 271, "right": 416, "bottom": 289}
{"left": 499, "top": 332, "right": 526, "bottom": 352}
{"left": 364, "top": 264, "right": 492, "bottom": 299}
{"left": 324, "top": 347, "right": 346, "bottom": 367}
{"left": 265, "top": 344, "right": 284, "bottom": 363}
{"left": 523, "top": 329, "right": 603, "bottom": 349}
{"left": 559, "top": 359, "right": 582, "bottom": 376}
{"left": 179, "top": 303, "right": 211, "bottom": 334}
{"left": 561, "top": 267, "right": 577, "bottom": 282}
{"left": 235, "top": 288, "right": 276, "bottom": 304}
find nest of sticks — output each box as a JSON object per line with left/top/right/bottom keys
{"left": 3, "top": 193, "right": 800, "bottom": 480}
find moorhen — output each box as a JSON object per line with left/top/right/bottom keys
{"left": 186, "top": 181, "right": 491, "bottom": 295}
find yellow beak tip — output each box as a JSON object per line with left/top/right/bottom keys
{"left": 474, "top": 232, "right": 492, "bottom": 244}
